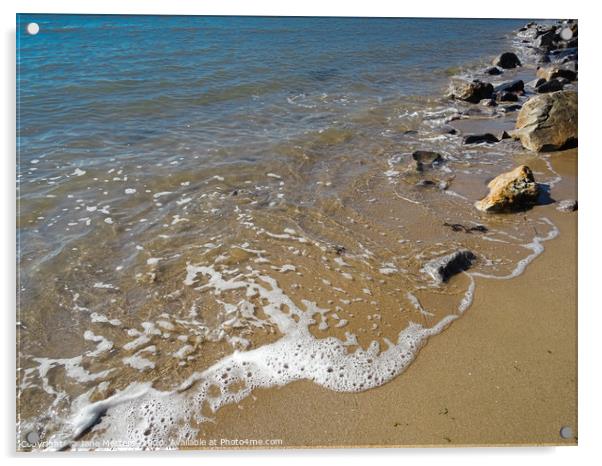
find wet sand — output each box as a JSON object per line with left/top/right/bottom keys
{"left": 197, "top": 149, "right": 577, "bottom": 448}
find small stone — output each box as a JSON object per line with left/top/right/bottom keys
{"left": 463, "top": 133, "right": 499, "bottom": 145}
{"left": 485, "top": 66, "right": 503, "bottom": 75}
{"left": 556, "top": 199, "right": 578, "bottom": 212}
{"left": 422, "top": 250, "right": 477, "bottom": 283}
{"left": 411, "top": 151, "right": 443, "bottom": 171}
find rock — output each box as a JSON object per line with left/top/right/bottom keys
{"left": 443, "top": 222, "right": 488, "bottom": 233}
{"left": 449, "top": 79, "right": 494, "bottom": 103}
{"left": 556, "top": 199, "right": 578, "bottom": 212}
{"left": 422, "top": 250, "right": 476, "bottom": 283}
{"left": 463, "top": 133, "right": 499, "bottom": 145}
{"left": 499, "top": 104, "right": 522, "bottom": 113}
{"left": 436, "top": 125, "right": 457, "bottom": 135}
{"left": 485, "top": 66, "right": 503, "bottom": 75}
{"left": 474, "top": 165, "right": 539, "bottom": 212}
{"left": 536, "top": 78, "right": 565, "bottom": 93}
{"left": 512, "top": 91, "right": 577, "bottom": 152}
{"left": 415, "top": 179, "right": 437, "bottom": 187}
{"left": 492, "top": 52, "right": 521, "bottom": 69}
{"left": 534, "top": 29, "right": 556, "bottom": 49}
{"left": 499, "top": 91, "right": 519, "bottom": 102}
{"left": 481, "top": 98, "right": 497, "bottom": 107}
{"left": 527, "top": 78, "right": 546, "bottom": 88}
{"left": 411, "top": 151, "right": 443, "bottom": 171}
{"left": 494, "top": 79, "right": 524, "bottom": 94}
{"left": 536, "top": 66, "right": 577, "bottom": 82}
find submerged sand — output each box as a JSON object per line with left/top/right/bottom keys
{"left": 196, "top": 149, "right": 577, "bottom": 449}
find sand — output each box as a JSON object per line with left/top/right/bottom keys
{"left": 196, "top": 148, "right": 577, "bottom": 448}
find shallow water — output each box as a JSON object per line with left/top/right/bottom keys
{"left": 17, "top": 15, "right": 564, "bottom": 450}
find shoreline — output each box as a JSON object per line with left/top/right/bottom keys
{"left": 196, "top": 148, "right": 577, "bottom": 448}
{"left": 194, "top": 20, "right": 578, "bottom": 448}
{"left": 17, "top": 18, "right": 578, "bottom": 451}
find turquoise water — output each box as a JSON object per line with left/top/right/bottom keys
{"left": 17, "top": 15, "right": 527, "bottom": 168}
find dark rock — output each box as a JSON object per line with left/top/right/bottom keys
{"left": 437, "top": 125, "right": 457, "bottom": 135}
{"left": 403, "top": 130, "right": 419, "bottom": 135}
{"left": 422, "top": 250, "right": 477, "bottom": 283}
{"left": 485, "top": 66, "right": 503, "bottom": 75}
{"left": 494, "top": 79, "right": 524, "bottom": 94}
{"left": 416, "top": 179, "right": 437, "bottom": 187}
{"left": 534, "top": 29, "right": 556, "bottom": 49}
{"left": 527, "top": 78, "right": 547, "bottom": 88}
{"left": 443, "top": 222, "right": 488, "bottom": 234}
{"left": 536, "top": 78, "right": 565, "bottom": 93}
{"left": 492, "top": 52, "right": 521, "bottom": 69}
{"left": 463, "top": 133, "right": 499, "bottom": 145}
{"left": 500, "top": 92, "right": 519, "bottom": 102}
{"left": 556, "top": 199, "right": 578, "bottom": 212}
{"left": 499, "top": 104, "right": 523, "bottom": 113}
{"left": 411, "top": 151, "right": 443, "bottom": 171}
{"left": 449, "top": 79, "right": 494, "bottom": 103}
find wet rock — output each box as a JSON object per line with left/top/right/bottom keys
{"left": 511, "top": 91, "right": 577, "bottom": 152}
{"left": 536, "top": 78, "right": 565, "bottom": 93}
{"left": 499, "top": 104, "right": 522, "bottom": 113}
{"left": 403, "top": 130, "right": 419, "bottom": 136}
{"left": 436, "top": 125, "right": 458, "bottom": 135}
{"left": 411, "top": 151, "right": 443, "bottom": 171}
{"left": 534, "top": 29, "right": 556, "bottom": 49}
{"left": 499, "top": 91, "right": 519, "bottom": 102}
{"left": 474, "top": 165, "right": 539, "bottom": 212}
{"left": 443, "top": 222, "right": 488, "bottom": 233}
{"left": 481, "top": 98, "right": 497, "bottom": 107}
{"left": 556, "top": 199, "right": 578, "bottom": 212}
{"left": 449, "top": 79, "right": 494, "bottom": 103}
{"left": 485, "top": 66, "right": 503, "bottom": 75}
{"left": 463, "top": 133, "right": 499, "bottom": 145}
{"left": 536, "top": 65, "right": 577, "bottom": 82}
{"left": 494, "top": 79, "right": 524, "bottom": 94}
{"left": 492, "top": 52, "right": 521, "bottom": 69}
{"left": 422, "top": 250, "right": 477, "bottom": 283}
{"left": 527, "top": 78, "right": 546, "bottom": 88}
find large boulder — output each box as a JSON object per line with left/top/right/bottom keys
{"left": 492, "top": 52, "right": 521, "bottom": 69}
{"left": 422, "top": 250, "right": 476, "bottom": 284}
{"left": 449, "top": 79, "right": 494, "bottom": 103}
{"left": 474, "top": 165, "right": 539, "bottom": 212}
{"left": 511, "top": 91, "right": 577, "bottom": 152}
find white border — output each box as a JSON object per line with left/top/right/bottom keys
{"left": 3, "top": 1, "right": 600, "bottom": 465}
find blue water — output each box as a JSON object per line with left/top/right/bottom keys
{"left": 17, "top": 15, "right": 527, "bottom": 167}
